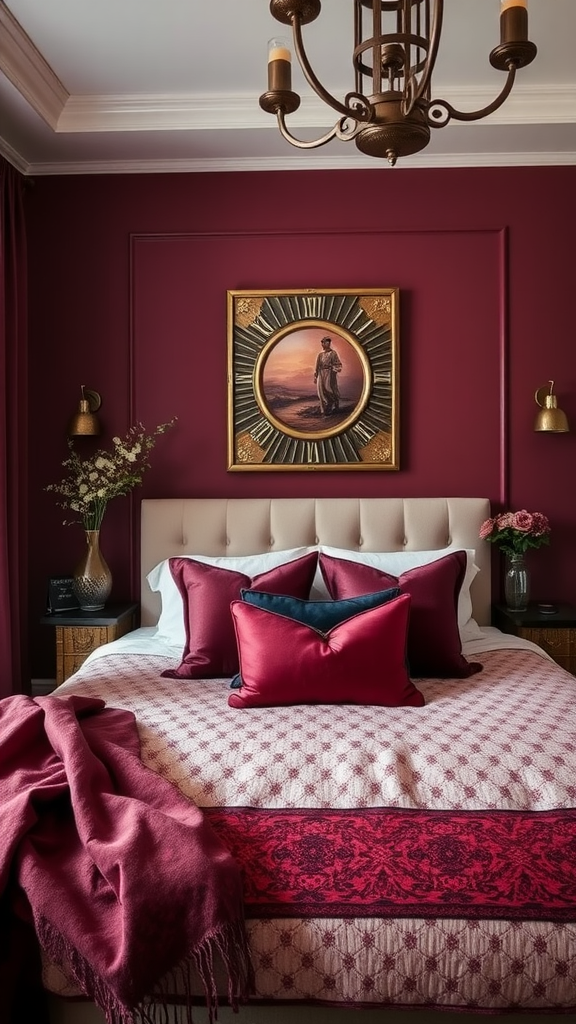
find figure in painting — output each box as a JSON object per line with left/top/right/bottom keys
{"left": 314, "top": 336, "right": 342, "bottom": 416}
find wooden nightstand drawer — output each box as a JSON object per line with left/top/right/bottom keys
{"left": 58, "top": 626, "right": 112, "bottom": 657}
{"left": 61, "top": 651, "right": 96, "bottom": 681}
{"left": 42, "top": 603, "right": 139, "bottom": 686}
{"left": 520, "top": 628, "right": 574, "bottom": 659}
{"left": 517, "top": 628, "right": 575, "bottom": 673}
{"left": 492, "top": 603, "right": 576, "bottom": 675}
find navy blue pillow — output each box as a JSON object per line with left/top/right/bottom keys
{"left": 230, "top": 587, "right": 400, "bottom": 688}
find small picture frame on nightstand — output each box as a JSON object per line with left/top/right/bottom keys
{"left": 46, "top": 576, "right": 80, "bottom": 615}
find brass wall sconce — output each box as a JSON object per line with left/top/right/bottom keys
{"left": 68, "top": 385, "right": 102, "bottom": 437}
{"left": 534, "top": 381, "right": 570, "bottom": 433}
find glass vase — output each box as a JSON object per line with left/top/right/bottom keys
{"left": 504, "top": 552, "right": 529, "bottom": 612}
{"left": 73, "top": 529, "right": 112, "bottom": 611}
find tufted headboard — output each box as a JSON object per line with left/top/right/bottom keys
{"left": 140, "top": 497, "right": 491, "bottom": 628}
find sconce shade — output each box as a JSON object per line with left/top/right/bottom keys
{"left": 68, "top": 387, "right": 102, "bottom": 437}
{"left": 534, "top": 381, "right": 570, "bottom": 433}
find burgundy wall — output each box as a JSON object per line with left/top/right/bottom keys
{"left": 25, "top": 166, "right": 576, "bottom": 678}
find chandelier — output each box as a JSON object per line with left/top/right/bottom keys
{"left": 259, "top": 0, "right": 537, "bottom": 166}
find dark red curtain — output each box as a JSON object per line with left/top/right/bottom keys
{"left": 0, "top": 157, "right": 28, "bottom": 698}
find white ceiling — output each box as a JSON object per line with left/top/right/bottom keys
{"left": 1, "top": 0, "right": 575, "bottom": 176}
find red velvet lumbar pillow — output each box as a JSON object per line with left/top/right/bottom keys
{"left": 319, "top": 549, "right": 482, "bottom": 679}
{"left": 161, "top": 551, "right": 318, "bottom": 679}
{"left": 228, "top": 592, "right": 425, "bottom": 709}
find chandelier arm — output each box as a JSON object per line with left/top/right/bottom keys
{"left": 265, "top": 1, "right": 536, "bottom": 164}
{"left": 405, "top": 0, "right": 444, "bottom": 114}
{"left": 428, "top": 66, "right": 517, "bottom": 125}
{"left": 291, "top": 15, "right": 372, "bottom": 123}
{"left": 276, "top": 109, "right": 363, "bottom": 149}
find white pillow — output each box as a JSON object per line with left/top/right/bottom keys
{"left": 147, "top": 547, "right": 318, "bottom": 646}
{"left": 319, "top": 545, "right": 483, "bottom": 643}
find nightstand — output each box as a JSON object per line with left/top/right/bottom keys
{"left": 41, "top": 602, "right": 139, "bottom": 686}
{"left": 492, "top": 603, "right": 576, "bottom": 675}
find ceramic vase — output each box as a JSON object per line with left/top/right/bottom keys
{"left": 73, "top": 529, "right": 112, "bottom": 611}
{"left": 504, "top": 552, "right": 529, "bottom": 612}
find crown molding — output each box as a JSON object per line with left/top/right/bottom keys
{"left": 54, "top": 84, "right": 576, "bottom": 135}
{"left": 21, "top": 149, "right": 576, "bottom": 178}
{"left": 0, "top": 1, "right": 68, "bottom": 129}
{"left": 0, "top": 132, "right": 30, "bottom": 174}
{"left": 57, "top": 94, "right": 262, "bottom": 133}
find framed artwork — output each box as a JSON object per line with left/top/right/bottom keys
{"left": 227, "top": 288, "right": 400, "bottom": 471}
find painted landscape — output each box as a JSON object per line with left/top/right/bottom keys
{"left": 260, "top": 327, "right": 366, "bottom": 434}
{"left": 262, "top": 382, "right": 361, "bottom": 433}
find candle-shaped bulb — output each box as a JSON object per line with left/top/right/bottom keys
{"left": 267, "top": 37, "right": 292, "bottom": 92}
{"left": 500, "top": 0, "right": 528, "bottom": 43}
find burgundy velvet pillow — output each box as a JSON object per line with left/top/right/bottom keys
{"left": 319, "top": 550, "right": 482, "bottom": 679}
{"left": 228, "top": 593, "right": 425, "bottom": 709}
{"left": 161, "top": 551, "right": 318, "bottom": 679}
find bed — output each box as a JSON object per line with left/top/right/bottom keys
{"left": 39, "top": 497, "right": 576, "bottom": 1024}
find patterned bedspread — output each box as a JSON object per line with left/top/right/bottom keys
{"left": 48, "top": 640, "right": 576, "bottom": 1012}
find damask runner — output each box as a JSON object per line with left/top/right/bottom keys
{"left": 205, "top": 805, "right": 576, "bottom": 922}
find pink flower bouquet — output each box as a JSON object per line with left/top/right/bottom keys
{"left": 479, "top": 510, "right": 550, "bottom": 557}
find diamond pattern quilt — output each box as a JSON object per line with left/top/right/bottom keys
{"left": 47, "top": 643, "right": 576, "bottom": 1013}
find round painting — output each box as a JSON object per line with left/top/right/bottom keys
{"left": 255, "top": 323, "right": 371, "bottom": 440}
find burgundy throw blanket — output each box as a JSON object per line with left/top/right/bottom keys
{"left": 0, "top": 694, "right": 252, "bottom": 1024}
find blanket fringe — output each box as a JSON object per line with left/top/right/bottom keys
{"left": 36, "top": 914, "right": 137, "bottom": 1024}
{"left": 191, "top": 920, "right": 254, "bottom": 1018}
{"left": 36, "top": 915, "right": 254, "bottom": 1024}
{"left": 144, "top": 920, "right": 254, "bottom": 1024}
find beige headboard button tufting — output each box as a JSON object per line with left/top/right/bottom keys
{"left": 140, "top": 497, "right": 491, "bottom": 628}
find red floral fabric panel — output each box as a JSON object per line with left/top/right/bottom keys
{"left": 205, "top": 805, "right": 576, "bottom": 922}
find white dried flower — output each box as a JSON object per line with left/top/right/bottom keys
{"left": 45, "top": 418, "right": 176, "bottom": 530}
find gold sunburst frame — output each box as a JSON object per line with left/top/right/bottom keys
{"left": 227, "top": 287, "right": 400, "bottom": 471}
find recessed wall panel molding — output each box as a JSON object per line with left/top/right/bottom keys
{"left": 129, "top": 226, "right": 507, "bottom": 589}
